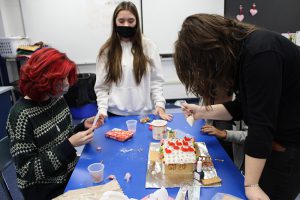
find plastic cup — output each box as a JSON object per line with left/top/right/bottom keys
{"left": 151, "top": 120, "right": 168, "bottom": 140}
{"left": 126, "top": 120, "right": 137, "bottom": 133}
{"left": 87, "top": 163, "right": 104, "bottom": 183}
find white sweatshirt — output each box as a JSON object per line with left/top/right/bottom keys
{"left": 94, "top": 36, "right": 166, "bottom": 116}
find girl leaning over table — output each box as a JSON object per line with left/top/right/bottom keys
{"left": 174, "top": 14, "right": 300, "bottom": 200}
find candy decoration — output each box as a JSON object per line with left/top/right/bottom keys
{"left": 188, "top": 147, "right": 195, "bottom": 152}
{"left": 176, "top": 140, "right": 182, "bottom": 146}
{"left": 165, "top": 148, "right": 172, "bottom": 154}
{"left": 182, "top": 140, "right": 188, "bottom": 146}
{"left": 96, "top": 146, "right": 102, "bottom": 151}
{"left": 140, "top": 116, "right": 150, "bottom": 123}
{"left": 124, "top": 172, "right": 131, "bottom": 182}
{"left": 168, "top": 141, "right": 175, "bottom": 147}
{"left": 236, "top": 5, "right": 244, "bottom": 22}
{"left": 181, "top": 147, "right": 188, "bottom": 152}
{"left": 173, "top": 145, "right": 179, "bottom": 150}
{"left": 250, "top": 3, "right": 258, "bottom": 16}
{"left": 107, "top": 174, "right": 116, "bottom": 180}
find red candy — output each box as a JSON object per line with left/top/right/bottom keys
{"left": 176, "top": 140, "right": 182, "bottom": 146}
{"left": 184, "top": 136, "right": 192, "bottom": 141}
{"left": 181, "top": 147, "right": 188, "bottom": 152}
{"left": 173, "top": 145, "right": 179, "bottom": 150}
{"left": 165, "top": 148, "right": 172, "bottom": 154}
{"left": 168, "top": 141, "right": 175, "bottom": 146}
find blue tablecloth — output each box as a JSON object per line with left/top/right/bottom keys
{"left": 65, "top": 113, "right": 246, "bottom": 199}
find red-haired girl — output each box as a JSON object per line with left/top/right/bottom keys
{"left": 6, "top": 48, "right": 103, "bottom": 200}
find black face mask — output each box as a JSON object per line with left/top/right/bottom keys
{"left": 116, "top": 26, "right": 136, "bottom": 38}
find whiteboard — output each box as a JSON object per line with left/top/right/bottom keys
{"left": 142, "top": 0, "right": 224, "bottom": 55}
{"left": 20, "top": 0, "right": 141, "bottom": 64}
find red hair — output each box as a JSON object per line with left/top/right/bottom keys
{"left": 19, "top": 48, "right": 77, "bottom": 102}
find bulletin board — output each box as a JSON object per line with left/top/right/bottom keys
{"left": 20, "top": 0, "right": 141, "bottom": 64}
{"left": 224, "top": 0, "right": 300, "bottom": 33}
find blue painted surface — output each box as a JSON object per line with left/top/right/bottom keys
{"left": 69, "top": 102, "right": 97, "bottom": 119}
{"left": 65, "top": 113, "right": 246, "bottom": 200}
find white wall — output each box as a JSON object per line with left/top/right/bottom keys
{"left": 0, "top": 0, "right": 24, "bottom": 36}
{"left": 0, "top": 10, "right": 5, "bottom": 37}
{"left": 0, "top": 0, "right": 194, "bottom": 99}
{"left": 0, "top": 0, "right": 24, "bottom": 82}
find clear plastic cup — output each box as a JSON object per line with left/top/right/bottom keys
{"left": 126, "top": 120, "right": 137, "bottom": 133}
{"left": 87, "top": 163, "right": 104, "bottom": 183}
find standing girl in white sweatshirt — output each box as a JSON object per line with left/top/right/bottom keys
{"left": 94, "top": 1, "right": 172, "bottom": 121}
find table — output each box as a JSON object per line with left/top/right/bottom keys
{"left": 65, "top": 113, "right": 246, "bottom": 199}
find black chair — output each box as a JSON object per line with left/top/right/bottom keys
{"left": 0, "top": 136, "right": 14, "bottom": 200}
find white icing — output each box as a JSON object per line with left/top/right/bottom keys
{"left": 163, "top": 138, "right": 196, "bottom": 164}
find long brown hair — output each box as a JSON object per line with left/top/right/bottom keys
{"left": 98, "top": 1, "right": 149, "bottom": 85}
{"left": 174, "top": 14, "right": 258, "bottom": 106}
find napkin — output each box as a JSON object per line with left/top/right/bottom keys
{"left": 141, "top": 187, "right": 173, "bottom": 200}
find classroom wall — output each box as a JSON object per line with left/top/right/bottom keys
{"left": 0, "top": 0, "right": 24, "bottom": 36}
{"left": 0, "top": 0, "right": 195, "bottom": 99}
{"left": 0, "top": 10, "right": 5, "bottom": 37}
{"left": 0, "top": 0, "right": 24, "bottom": 83}
{"left": 1, "top": 0, "right": 299, "bottom": 99}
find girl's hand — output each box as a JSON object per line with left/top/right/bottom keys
{"left": 201, "top": 124, "right": 227, "bottom": 139}
{"left": 84, "top": 114, "right": 105, "bottom": 129}
{"left": 69, "top": 127, "right": 94, "bottom": 147}
{"left": 181, "top": 103, "right": 202, "bottom": 120}
{"left": 154, "top": 107, "right": 173, "bottom": 121}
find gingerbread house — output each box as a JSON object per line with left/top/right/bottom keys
{"left": 160, "top": 137, "right": 197, "bottom": 174}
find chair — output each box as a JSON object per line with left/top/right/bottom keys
{"left": 0, "top": 136, "right": 13, "bottom": 200}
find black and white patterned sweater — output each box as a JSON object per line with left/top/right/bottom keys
{"left": 6, "top": 96, "right": 84, "bottom": 193}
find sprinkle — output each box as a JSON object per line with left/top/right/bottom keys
{"left": 124, "top": 172, "right": 131, "bottom": 182}
{"left": 96, "top": 146, "right": 102, "bottom": 151}
{"left": 120, "top": 148, "right": 133, "bottom": 153}
{"left": 214, "top": 158, "right": 224, "bottom": 162}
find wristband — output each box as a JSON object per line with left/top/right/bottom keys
{"left": 244, "top": 183, "right": 259, "bottom": 188}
